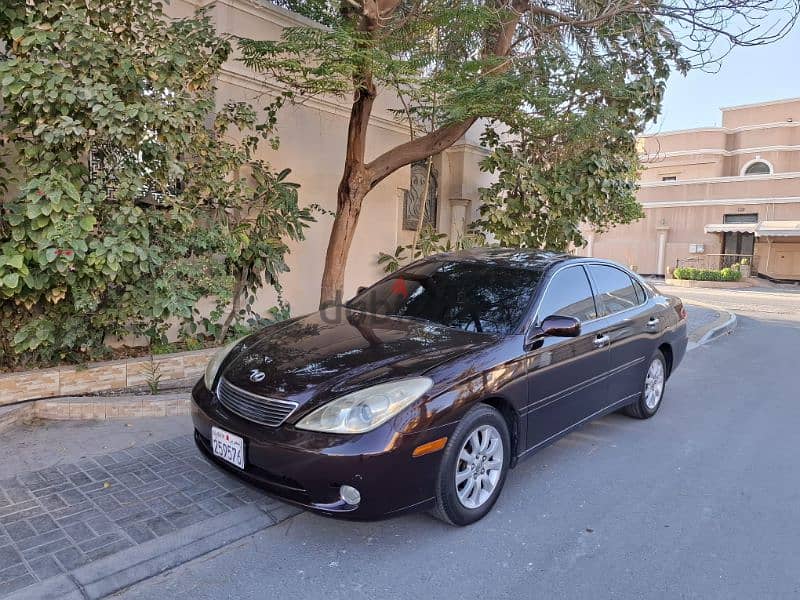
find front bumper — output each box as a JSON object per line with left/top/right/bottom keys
{"left": 191, "top": 380, "right": 449, "bottom": 520}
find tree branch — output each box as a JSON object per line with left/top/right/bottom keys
{"left": 366, "top": 0, "right": 529, "bottom": 187}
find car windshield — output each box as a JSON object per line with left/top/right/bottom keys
{"left": 347, "top": 260, "right": 543, "bottom": 335}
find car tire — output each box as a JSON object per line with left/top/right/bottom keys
{"left": 432, "top": 404, "right": 510, "bottom": 526}
{"left": 624, "top": 350, "right": 667, "bottom": 419}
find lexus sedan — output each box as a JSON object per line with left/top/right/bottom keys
{"left": 192, "top": 249, "right": 687, "bottom": 525}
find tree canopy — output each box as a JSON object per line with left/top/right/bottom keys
{"left": 246, "top": 0, "right": 798, "bottom": 306}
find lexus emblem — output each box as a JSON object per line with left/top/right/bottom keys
{"left": 249, "top": 369, "right": 266, "bottom": 383}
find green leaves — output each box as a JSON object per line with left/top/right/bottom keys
{"left": 0, "top": 0, "right": 312, "bottom": 367}
{"left": 476, "top": 49, "right": 652, "bottom": 251}
{"left": 673, "top": 267, "right": 741, "bottom": 282}
{"left": 78, "top": 215, "right": 96, "bottom": 232}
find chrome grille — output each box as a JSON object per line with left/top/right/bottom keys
{"left": 216, "top": 377, "right": 298, "bottom": 427}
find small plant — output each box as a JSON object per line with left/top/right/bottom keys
{"left": 741, "top": 257, "right": 750, "bottom": 265}
{"left": 144, "top": 355, "right": 163, "bottom": 394}
{"left": 183, "top": 337, "right": 204, "bottom": 352}
{"left": 673, "top": 267, "right": 742, "bottom": 282}
{"left": 150, "top": 342, "right": 177, "bottom": 356}
{"left": 377, "top": 226, "right": 486, "bottom": 273}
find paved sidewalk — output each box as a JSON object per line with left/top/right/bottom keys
{"left": 684, "top": 304, "right": 718, "bottom": 337}
{"left": 0, "top": 421, "right": 295, "bottom": 597}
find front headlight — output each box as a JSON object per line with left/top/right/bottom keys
{"left": 204, "top": 337, "right": 244, "bottom": 391}
{"left": 295, "top": 377, "right": 433, "bottom": 434}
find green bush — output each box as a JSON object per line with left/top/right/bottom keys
{"left": 0, "top": 0, "right": 313, "bottom": 369}
{"left": 673, "top": 267, "right": 742, "bottom": 282}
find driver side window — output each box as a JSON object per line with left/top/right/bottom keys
{"left": 536, "top": 266, "right": 597, "bottom": 323}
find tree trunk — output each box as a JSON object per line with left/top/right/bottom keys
{"left": 319, "top": 178, "right": 369, "bottom": 308}
{"left": 317, "top": 0, "right": 526, "bottom": 308}
{"left": 319, "top": 74, "right": 376, "bottom": 308}
{"left": 218, "top": 265, "right": 249, "bottom": 342}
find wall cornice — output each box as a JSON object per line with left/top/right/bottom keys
{"left": 446, "top": 141, "right": 491, "bottom": 157}
{"left": 642, "top": 145, "right": 800, "bottom": 161}
{"left": 641, "top": 120, "right": 800, "bottom": 139}
{"left": 640, "top": 196, "right": 800, "bottom": 209}
{"left": 185, "top": 0, "right": 325, "bottom": 29}
{"left": 640, "top": 171, "right": 800, "bottom": 188}
{"left": 217, "top": 68, "right": 413, "bottom": 137}
{"left": 721, "top": 96, "right": 800, "bottom": 112}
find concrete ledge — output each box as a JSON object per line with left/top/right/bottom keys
{"left": 667, "top": 278, "right": 752, "bottom": 289}
{"left": 0, "top": 404, "right": 33, "bottom": 434}
{"left": 0, "top": 348, "right": 216, "bottom": 406}
{"left": 686, "top": 300, "right": 738, "bottom": 351}
{"left": 0, "top": 393, "right": 191, "bottom": 433}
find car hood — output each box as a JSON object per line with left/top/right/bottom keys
{"left": 220, "top": 308, "right": 496, "bottom": 412}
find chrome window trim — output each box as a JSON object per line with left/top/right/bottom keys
{"left": 585, "top": 263, "right": 649, "bottom": 319}
{"left": 527, "top": 261, "right": 651, "bottom": 337}
{"left": 530, "top": 264, "right": 598, "bottom": 327}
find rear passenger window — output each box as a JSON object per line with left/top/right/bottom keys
{"left": 587, "top": 265, "right": 641, "bottom": 317}
{"left": 536, "top": 266, "right": 597, "bottom": 323}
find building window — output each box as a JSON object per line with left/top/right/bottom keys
{"left": 661, "top": 176, "right": 677, "bottom": 182}
{"left": 742, "top": 160, "right": 772, "bottom": 176}
{"left": 723, "top": 213, "right": 758, "bottom": 224}
{"left": 403, "top": 160, "right": 439, "bottom": 231}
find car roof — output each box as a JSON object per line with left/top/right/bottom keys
{"left": 428, "top": 247, "right": 575, "bottom": 271}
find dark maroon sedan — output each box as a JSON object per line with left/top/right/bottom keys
{"left": 192, "top": 249, "right": 687, "bottom": 525}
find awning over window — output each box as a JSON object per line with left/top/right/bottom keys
{"left": 755, "top": 221, "right": 800, "bottom": 237}
{"left": 704, "top": 223, "right": 758, "bottom": 234}
{"left": 706, "top": 221, "right": 800, "bottom": 236}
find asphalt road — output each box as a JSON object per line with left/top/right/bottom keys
{"left": 115, "top": 303, "right": 800, "bottom": 600}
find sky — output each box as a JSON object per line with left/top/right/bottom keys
{"left": 649, "top": 24, "right": 800, "bottom": 133}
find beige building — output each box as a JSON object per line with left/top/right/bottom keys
{"left": 581, "top": 97, "right": 800, "bottom": 281}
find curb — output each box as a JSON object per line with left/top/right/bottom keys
{"left": 5, "top": 502, "right": 301, "bottom": 600}
{"left": 0, "top": 392, "right": 191, "bottom": 434}
{"left": 686, "top": 300, "right": 738, "bottom": 351}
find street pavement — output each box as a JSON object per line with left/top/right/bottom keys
{"left": 110, "top": 294, "right": 800, "bottom": 599}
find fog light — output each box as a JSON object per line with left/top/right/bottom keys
{"left": 339, "top": 485, "right": 361, "bottom": 506}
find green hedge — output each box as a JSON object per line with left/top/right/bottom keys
{"left": 673, "top": 267, "right": 742, "bottom": 282}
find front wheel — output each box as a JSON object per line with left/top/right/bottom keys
{"left": 432, "top": 405, "right": 510, "bottom": 526}
{"left": 624, "top": 351, "right": 667, "bottom": 419}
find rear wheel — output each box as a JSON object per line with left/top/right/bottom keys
{"left": 624, "top": 350, "right": 667, "bottom": 419}
{"left": 432, "top": 405, "right": 510, "bottom": 526}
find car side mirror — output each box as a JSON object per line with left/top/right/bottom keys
{"left": 524, "top": 315, "right": 581, "bottom": 350}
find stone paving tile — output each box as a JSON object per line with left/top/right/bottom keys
{"left": 0, "top": 434, "right": 283, "bottom": 597}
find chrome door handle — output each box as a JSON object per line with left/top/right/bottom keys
{"left": 593, "top": 334, "right": 610, "bottom": 348}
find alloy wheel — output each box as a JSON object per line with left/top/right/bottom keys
{"left": 455, "top": 424, "right": 504, "bottom": 509}
{"left": 644, "top": 357, "right": 665, "bottom": 410}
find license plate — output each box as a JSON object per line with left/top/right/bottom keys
{"left": 211, "top": 427, "right": 245, "bottom": 469}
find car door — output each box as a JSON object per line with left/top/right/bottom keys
{"left": 585, "top": 265, "right": 659, "bottom": 405}
{"left": 523, "top": 265, "right": 612, "bottom": 452}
